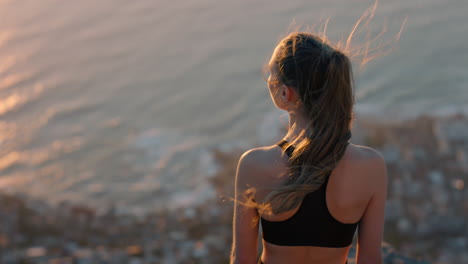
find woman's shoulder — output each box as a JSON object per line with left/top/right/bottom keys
{"left": 238, "top": 142, "right": 386, "bottom": 171}
{"left": 239, "top": 143, "right": 385, "bottom": 170}
{"left": 241, "top": 144, "right": 281, "bottom": 164}
{"left": 238, "top": 144, "right": 286, "bottom": 166}
{"left": 235, "top": 144, "right": 289, "bottom": 186}
{"left": 345, "top": 143, "right": 387, "bottom": 170}
{"left": 341, "top": 143, "right": 388, "bottom": 189}
{"left": 346, "top": 143, "right": 383, "bottom": 159}
{"left": 236, "top": 142, "right": 387, "bottom": 189}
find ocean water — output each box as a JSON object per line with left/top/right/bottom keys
{"left": 0, "top": 0, "right": 467, "bottom": 214}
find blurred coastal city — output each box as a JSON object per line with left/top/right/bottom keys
{"left": 0, "top": 0, "right": 467, "bottom": 263}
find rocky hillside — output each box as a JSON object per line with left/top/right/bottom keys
{"left": 1, "top": 113, "right": 467, "bottom": 263}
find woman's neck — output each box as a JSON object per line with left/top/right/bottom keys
{"left": 284, "top": 111, "right": 310, "bottom": 142}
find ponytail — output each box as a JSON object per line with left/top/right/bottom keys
{"left": 261, "top": 33, "right": 355, "bottom": 215}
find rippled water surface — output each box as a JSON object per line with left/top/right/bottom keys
{"left": 0, "top": 0, "right": 467, "bottom": 213}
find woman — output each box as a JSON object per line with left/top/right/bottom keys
{"left": 230, "top": 32, "right": 388, "bottom": 264}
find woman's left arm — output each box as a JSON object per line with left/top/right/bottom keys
{"left": 230, "top": 150, "right": 260, "bottom": 264}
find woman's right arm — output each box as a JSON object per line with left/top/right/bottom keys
{"left": 230, "top": 150, "right": 261, "bottom": 264}
{"left": 356, "top": 151, "right": 388, "bottom": 264}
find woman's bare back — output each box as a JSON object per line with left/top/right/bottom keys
{"left": 246, "top": 142, "right": 386, "bottom": 264}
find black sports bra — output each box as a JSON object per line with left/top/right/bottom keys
{"left": 260, "top": 139, "right": 359, "bottom": 247}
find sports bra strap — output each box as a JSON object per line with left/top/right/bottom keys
{"left": 277, "top": 131, "right": 352, "bottom": 156}
{"left": 276, "top": 139, "right": 294, "bottom": 157}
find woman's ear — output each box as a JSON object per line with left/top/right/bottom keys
{"left": 282, "top": 84, "right": 293, "bottom": 102}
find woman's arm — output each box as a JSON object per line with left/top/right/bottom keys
{"left": 356, "top": 151, "right": 388, "bottom": 264}
{"left": 230, "top": 150, "right": 261, "bottom": 264}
